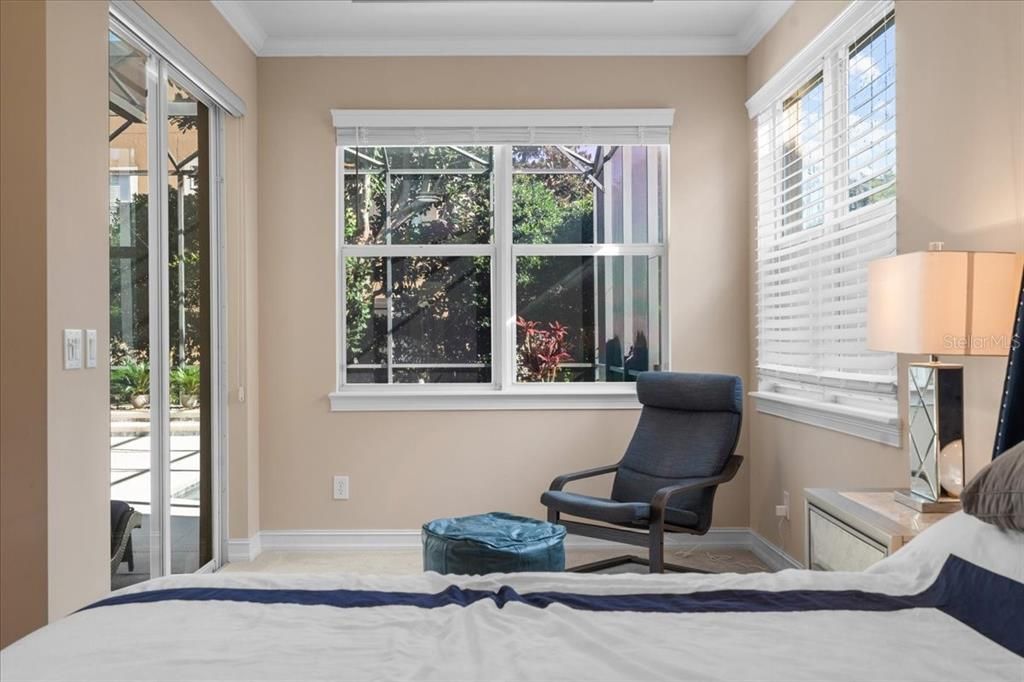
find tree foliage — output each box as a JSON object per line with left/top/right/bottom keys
{"left": 110, "top": 181, "right": 204, "bottom": 371}
{"left": 343, "top": 147, "right": 600, "bottom": 383}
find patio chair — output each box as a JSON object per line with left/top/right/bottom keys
{"left": 111, "top": 500, "right": 142, "bottom": 575}
{"left": 541, "top": 372, "right": 743, "bottom": 573}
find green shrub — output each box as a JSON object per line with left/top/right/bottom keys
{"left": 112, "top": 360, "right": 150, "bottom": 401}
{"left": 171, "top": 364, "right": 200, "bottom": 400}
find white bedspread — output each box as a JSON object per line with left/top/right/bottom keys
{"left": 2, "top": 512, "right": 1022, "bottom": 681}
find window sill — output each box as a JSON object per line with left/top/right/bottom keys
{"left": 750, "top": 391, "right": 901, "bottom": 447}
{"left": 329, "top": 386, "right": 642, "bottom": 412}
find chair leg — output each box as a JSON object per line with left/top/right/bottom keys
{"left": 568, "top": 555, "right": 640, "bottom": 573}
{"left": 649, "top": 521, "right": 665, "bottom": 573}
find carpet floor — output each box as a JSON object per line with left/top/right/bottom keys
{"left": 220, "top": 546, "right": 771, "bottom": 575}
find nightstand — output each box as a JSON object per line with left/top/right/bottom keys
{"left": 804, "top": 488, "right": 956, "bottom": 571}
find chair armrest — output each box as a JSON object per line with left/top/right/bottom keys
{"left": 650, "top": 455, "right": 744, "bottom": 513}
{"left": 549, "top": 463, "right": 620, "bottom": 491}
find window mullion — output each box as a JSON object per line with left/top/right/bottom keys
{"left": 337, "top": 146, "right": 347, "bottom": 389}
{"left": 622, "top": 146, "right": 634, "bottom": 353}
{"left": 385, "top": 162, "right": 394, "bottom": 384}
{"left": 494, "top": 145, "right": 514, "bottom": 390}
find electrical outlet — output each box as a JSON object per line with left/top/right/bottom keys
{"left": 332, "top": 475, "right": 350, "bottom": 500}
{"left": 775, "top": 490, "right": 791, "bottom": 520}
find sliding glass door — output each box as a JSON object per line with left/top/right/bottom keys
{"left": 108, "top": 24, "right": 223, "bottom": 588}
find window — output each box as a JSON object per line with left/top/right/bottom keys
{"left": 342, "top": 147, "right": 495, "bottom": 386}
{"left": 512, "top": 146, "right": 666, "bottom": 384}
{"left": 749, "top": 3, "right": 898, "bottom": 444}
{"left": 333, "top": 111, "right": 671, "bottom": 409}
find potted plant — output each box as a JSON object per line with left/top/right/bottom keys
{"left": 171, "top": 364, "right": 200, "bottom": 408}
{"left": 115, "top": 360, "right": 150, "bottom": 409}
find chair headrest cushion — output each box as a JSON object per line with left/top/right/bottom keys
{"left": 636, "top": 372, "right": 743, "bottom": 413}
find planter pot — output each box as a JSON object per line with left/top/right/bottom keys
{"left": 130, "top": 394, "right": 149, "bottom": 409}
{"left": 180, "top": 394, "right": 199, "bottom": 409}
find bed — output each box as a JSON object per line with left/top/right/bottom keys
{"left": 1, "top": 511, "right": 1021, "bottom": 681}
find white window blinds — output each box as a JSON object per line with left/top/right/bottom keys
{"left": 751, "top": 3, "right": 897, "bottom": 419}
{"left": 332, "top": 109, "right": 673, "bottom": 146}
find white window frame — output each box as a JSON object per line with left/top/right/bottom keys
{"left": 746, "top": 1, "right": 900, "bottom": 446}
{"left": 329, "top": 110, "right": 673, "bottom": 411}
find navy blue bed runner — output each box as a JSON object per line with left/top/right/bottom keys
{"left": 83, "top": 555, "right": 1023, "bottom": 657}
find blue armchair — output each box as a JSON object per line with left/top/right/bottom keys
{"left": 541, "top": 372, "right": 744, "bottom": 573}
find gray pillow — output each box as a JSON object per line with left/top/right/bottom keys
{"left": 961, "top": 441, "right": 1024, "bottom": 530}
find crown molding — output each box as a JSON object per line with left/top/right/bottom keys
{"left": 210, "top": 1, "right": 795, "bottom": 58}
{"left": 262, "top": 35, "right": 746, "bottom": 57}
{"left": 735, "top": 0, "right": 794, "bottom": 55}
{"left": 211, "top": 0, "right": 267, "bottom": 55}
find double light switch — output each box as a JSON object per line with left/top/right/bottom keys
{"left": 64, "top": 329, "right": 98, "bottom": 370}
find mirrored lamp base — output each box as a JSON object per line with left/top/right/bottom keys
{"left": 901, "top": 360, "right": 965, "bottom": 506}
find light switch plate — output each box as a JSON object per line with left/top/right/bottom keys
{"left": 63, "top": 329, "right": 83, "bottom": 370}
{"left": 85, "top": 330, "right": 98, "bottom": 368}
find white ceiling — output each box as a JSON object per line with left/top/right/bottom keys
{"left": 211, "top": 1, "right": 793, "bottom": 57}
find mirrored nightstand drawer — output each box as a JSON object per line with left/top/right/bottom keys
{"left": 808, "top": 507, "right": 887, "bottom": 571}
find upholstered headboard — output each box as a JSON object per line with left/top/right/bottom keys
{"left": 993, "top": 271, "right": 1024, "bottom": 459}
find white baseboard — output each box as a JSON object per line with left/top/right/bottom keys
{"left": 259, "top": 529, "right": 420, "bottom": 551}
{"left": 228, "top": 526, "right": 802, "bottom": 570}
{"left": 227, "top": 534, "right": 262, "bottom": 563}
{"left": 748, "top": 530, "right": 803, "bottom": 571}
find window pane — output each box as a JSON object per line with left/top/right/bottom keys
{"left": 345, "top": 256, "right": 491, "bottom": 384}
{"left": 512, "top": 172, "right": 594, "bottom": 244}
{"left": 847, "top": 12, "right": 896, "bottom": 211}
{"left": 513, "top": 145, "right": 666, "bottom": 244}
{"left": 516, "top": 255, "right": 661, "bottom": 383}
{"left": 513, "top": 145, "right": 598, "bottom": 171}
{"left": 384, "top": 146, "right": 491, "bottom": 170}
{"left": 343, "top": 146, "right": 491, "bottom": 172}
{"left": 345, "top": 256, "right": 387, "bottom": 371}
{"left": 109, "top": 28, "right": 152, "bottom": 587}
{"left": 780, "top": 72, "right": 825, "bottom": 234}
{"left": 343, "top": 146, "right": 493, "bottom": 245}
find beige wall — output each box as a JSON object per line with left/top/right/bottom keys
{"left": 746, "top": 0, "right": 1024, "bottom": 564}
{"left": 257, "top": 57, "right": 752, "bottom": 531}
{"left": 138, "top": 0, "right": 261, "bottom": 542}
{"left": 45, "top": 0, "right": 112, "bottom": 621}
{"left": 1, "top": 0, "right": 259, "bottom": 640}
{"left": 1, "top": 0, "right": 49, "bottom": 649}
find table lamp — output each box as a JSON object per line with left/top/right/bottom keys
{"left": 867, "top": 246, "right": 1024, "bottom": 511}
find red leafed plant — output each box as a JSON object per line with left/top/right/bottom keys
{"left": 517, "top": 317, "right": 572, "bottom": 382}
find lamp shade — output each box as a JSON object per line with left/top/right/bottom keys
{"left": 867, "top": 251, "right": 1024, "bottom": 356}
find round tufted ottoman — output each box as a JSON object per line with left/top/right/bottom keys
{"left": 422, "top": 512, "right": 566, "bottom": 575}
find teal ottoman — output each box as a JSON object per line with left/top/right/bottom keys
{"left": 422, "top": 512, "right": 566, "bottom": 574}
